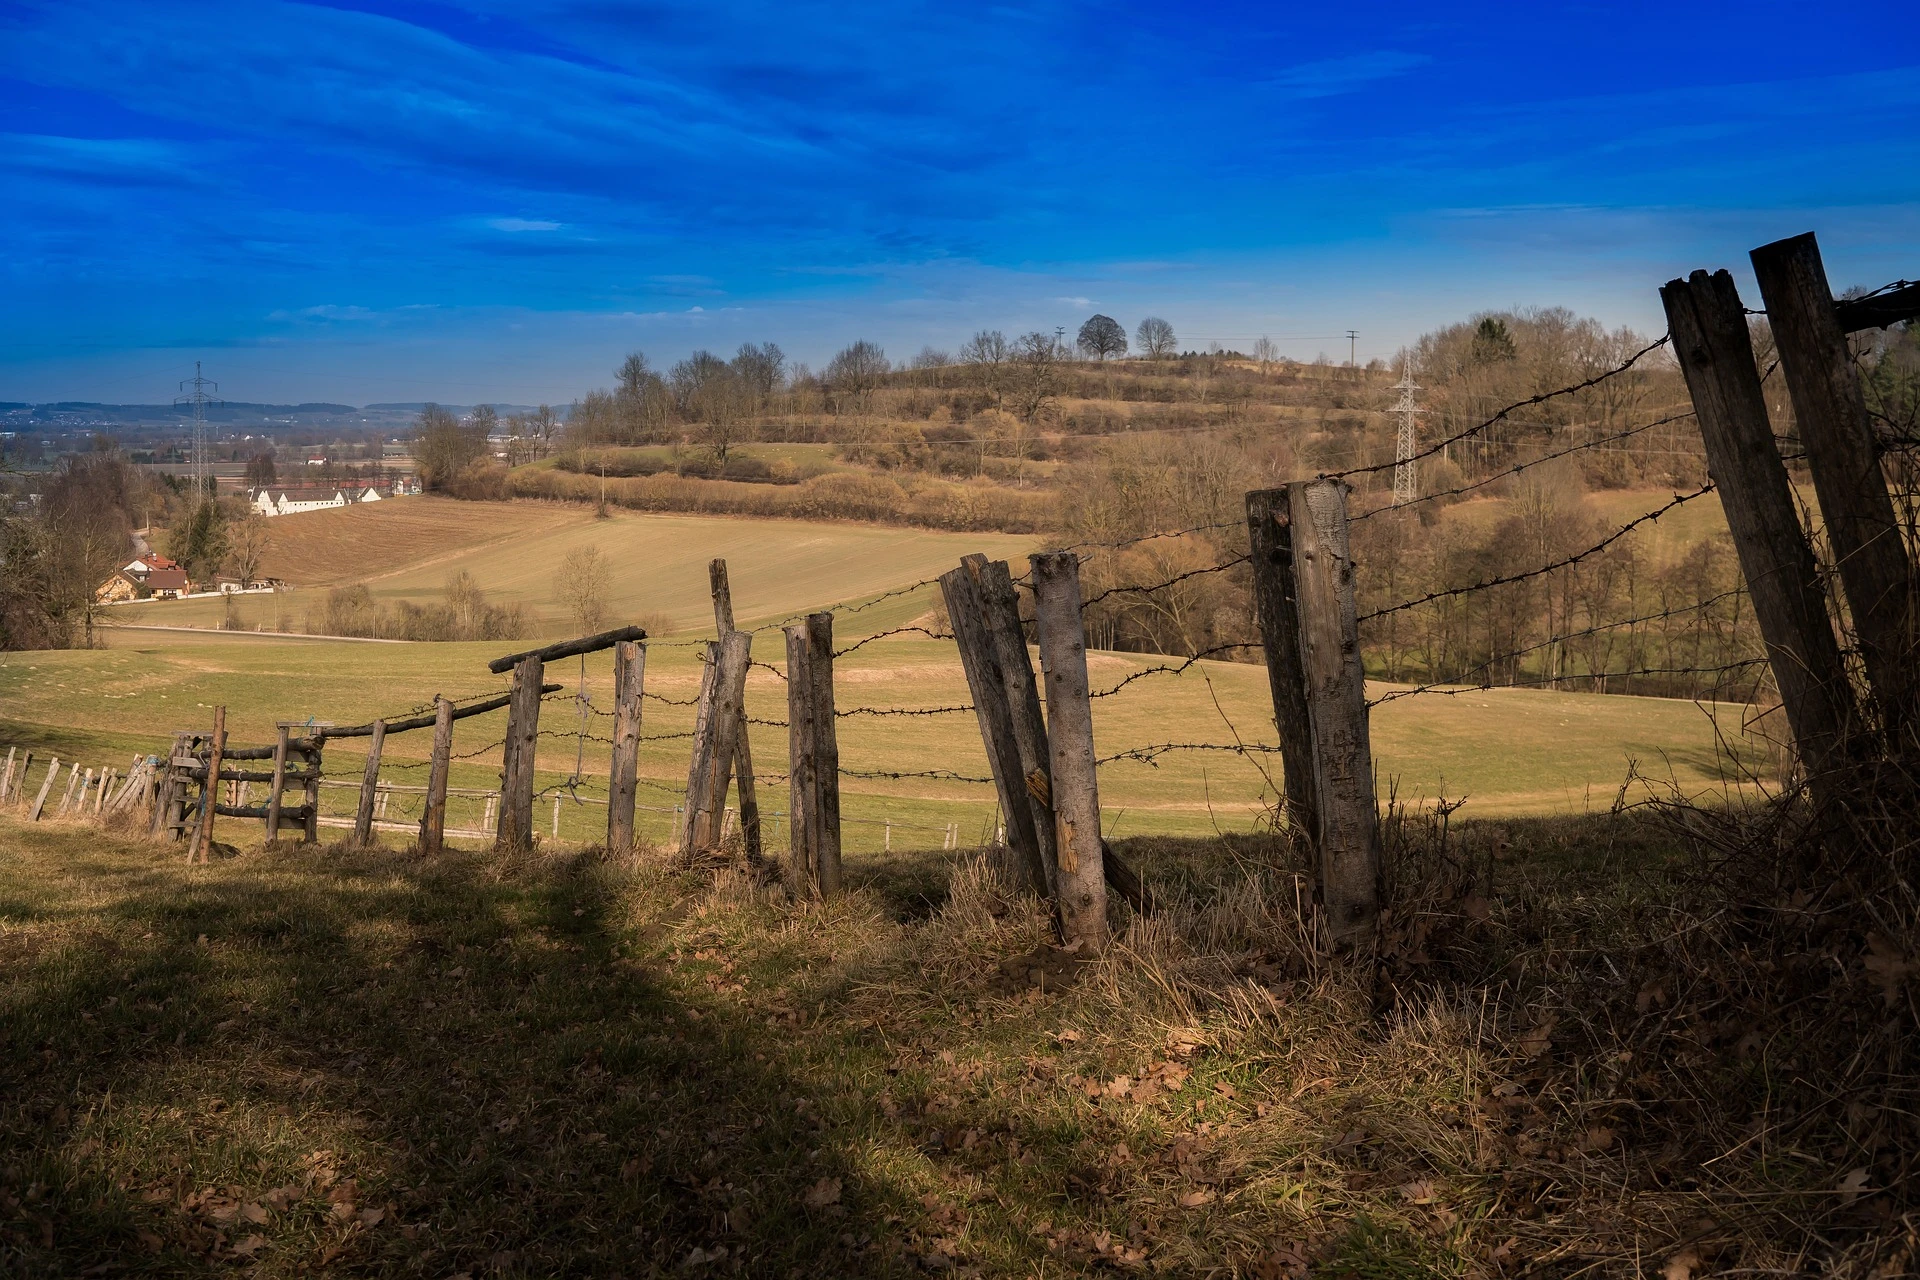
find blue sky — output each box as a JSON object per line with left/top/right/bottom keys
{"left": 3, "top": 0, "right": 1917, "bottom": 404}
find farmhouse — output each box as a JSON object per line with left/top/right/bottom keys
{"left": 250, "top": 479, "right": 416, "bottom": 517}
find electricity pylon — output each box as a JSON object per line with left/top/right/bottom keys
{"left": 1390, "top": 365, "right": 1424, "bottom": 506}
{"left": 174, "top": 362, "right": 221, "bottom": 515}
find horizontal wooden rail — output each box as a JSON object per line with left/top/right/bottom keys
{"left": 315, "top": 780, "right": 499, "bottom": 799}
{"left": 1835, "top": 282, "right": 1920, "bottom": 334}
{"left": 488, "top": 626, "right": 648, "bottom": 674}
{"left": 313, "top": 815, "right": 490, "bottom": 839}
{"left": 214, "top": 802, "right": 310, "bottom": 820}
{"left": 324, "top": 686, "right": 562, "bottom": 738}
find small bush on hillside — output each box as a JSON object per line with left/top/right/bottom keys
{"left": 305, "top": 574, "right": 527, "bottom": 641}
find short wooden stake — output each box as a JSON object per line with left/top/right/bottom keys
{"left": 709, "top": 560, "right": 764, "bottom": 864}
{"left": 607, "top": 640, "right": 645, "bottom": 850}
{"left": 1029, "top": 552, "right": 1109, "bottom": 949}
{"left": 265, "top": 726, "right": 290, "bottom": 840}
{"left": 1, "top": 747, "right": 15, "bottom": 803}
{"left": 1663, "top": 268, "right": 1855, "bottom": 777}
{"left": 420, "top": 697, "right": 454, "bottom": 854}
{"left": 94, "top": 769, "right": 112, "bottom": 816}
{"left": 552, "top": 794, "right": 562, "bottom": 839}
{"left": 1246, "top": 487, "right": 1320, "bottom": 841}
{"left": 1752, "top": 232, "right": 1918, "bottom": 748}
{"left": 353, "top": 719, "right": 387, "bottom": 846}
{"left": 497, "top": 655, "right": 545, "bottom": 850}
{"left": 1288, "top": 480, "right": 1382, "bottom": 950}
{"left": 302, "top": 742, "right": 321, "bottom": 844}
{"left": 28, "top": 756, "right": 60, "bottom": 822}
{"left": 190, "top": 706, "right": 227, "bottom": 863}
{"left": 58, "top": 764, "right": 83, "bottom": 817}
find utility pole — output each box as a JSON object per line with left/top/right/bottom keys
{"left": 1390, "top": 363, "right": 1424, "bottom": 506}
{"left": 174, "top": 361, "right": 222, "bottom": 520}
{"left": 1346, "top": 330, "right": 1358, "bottom": 367}
{"left": 1054, "top": 325, "right": 1067, "bottom": 359}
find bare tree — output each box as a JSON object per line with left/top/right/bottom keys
{"left": 1252, "top": 336, "right": 1278, "bottom": 370}
{"left": 1136, "top": 316, "right": 1177, "bottom": 359}
{"left": 960, "top": 329, "right": 1011, "bottom": 408}
{"left": 615, "top": 354, "right": 671, "bottom": 443}
{"left": 412, "top": 404, "right": 488, "bottom": 490}
{"left": 824, "top": 340, "right": 890, "bottom": 414}
{"left": 1077, "top": 314, "right": 1128, "bottom": 361}
{"left": 732, "top": 342, "right": 786, "bottom": 408}
{"left": 553, "top": 545, "right": 612, "bottom": 635}
{"left": 225, "top": 512, "right": 272, "bottom": 584}
{"left": 1007, "top": 331, "right": 1061, "bottom": 425}
{"left": 670, "top": 351, "right": 748, "bottom": 461}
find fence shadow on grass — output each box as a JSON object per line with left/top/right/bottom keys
{"left": 0, "top": 827, "right": 927, "bottom": 1276}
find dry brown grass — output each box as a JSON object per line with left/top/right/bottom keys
{"left": 0, "top": 805, "right": 1912, "bottom": 1277}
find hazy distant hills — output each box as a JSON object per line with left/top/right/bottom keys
{"left": 1, "top": 402, "right": 539, "bottom": 429}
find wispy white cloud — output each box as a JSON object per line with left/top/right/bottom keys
{"left": 487, "top": 217, "right": 564, "bottom": 232}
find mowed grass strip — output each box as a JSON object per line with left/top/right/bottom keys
{"left": 1, "top": 633, "right": 1765, "bottom": 855}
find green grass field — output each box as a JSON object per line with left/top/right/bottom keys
{"left": 2, "top": 621, "right": 1763, "bottom": 855}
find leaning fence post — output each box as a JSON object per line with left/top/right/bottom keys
{"left": 1246, "top": 488, "right": 1320, "bottom": 843}
{"left": 785, "top": 624, "right": 817, "bottom": 896}
{"left": 805, "top": 613, "right": 843, "bottom": 894}
{"left": 1287, "top": 480, "right": 1382, "bottom": 950}
{"left": 189, "top": 706, "right": 227, "bottom": 864}
{"left": 353, "top": 719, "right": 387, "bottom": 846}
{"left": 1662, "top": 268, "right": 1855, "bottom": 778}
{"left": 1751, "top": 232, "right": 1918, "bottom": 749}
{"left": 420, "top": 696, "right": 454, "bottom": 853}
{"left": 941, "top": 561, "right": 1047, "bottom": 895}
{"left": 497, "top": 655, "right": 546, "bottom": 850}
{"left": 1, "top": 747, "right": 14, "bottom": 804}
{"left": 607, "top": 640, "right": 646, "bottom": 850}
{"left": 709, "top": 560, "right": 764, "bottom": 864}
{"left": 1029, "top": 552, "right": 1109, "bottom": 950}
{"left": 689, "top": 631, "right": 753, "bottom": 856}
{"left": 28, "top": 756, "right": 60, "bottom": 822}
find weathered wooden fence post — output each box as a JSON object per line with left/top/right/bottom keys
{"left": 709, "top": 560, "right": 763, "bottom": 864}
{"left": 189, "top": 706, "right": 227, "bottom": 864}
{"left": 1662, "top": 268, "right": 1855, "bottom": 778}
{"left": 804, "top": 613, "right": 842, "bottom": 894}
{"left": 302, "top": 739, "right": 322, "bottom": 844}
{"left": 681, "top": 643, "right": 723, "bottom": 854}
{"left": 420, "top": 696, "right": 454, "bottom": 853}
{"left": 353, "top": 719, "right": 387, "bottom": 846}
{"left": 28, "top": 756, "right": 61, "bottom": 822}
{"left": 784, "top": 624, "right": 817, "bottom": 895}
{"left": 1029, "top": 552, "right": 1109, "bottom": 949}
{"left": 265, "top": 726, "right": 290, "bottom": 841}
{"left": 1246, "top": 488, "right": 1320, "bottom": 842}
{"left": 686, "top": 631, "right": 752, "bottom": 855}
{"left": 607, "top": 640, "right": 645, "bottom": 850}
{"left": 1, "top": 748, "right": 14, "bottom": 803}
{"left": 1751, "top": 232, "right": 1918, "bottom": 749}
{"left": 941, "top": 560, "right": 1048, "bottom": 894}
{"left": 498, "top": 655, "right": 546, "bottom": 850}
{"left": 1288, "top": 480, "right": 1381, "bottom": 950}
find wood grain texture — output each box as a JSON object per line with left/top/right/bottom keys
{"left": 607, "top": 640, "right": 645, "bottom": 850}
{"left": 1030, "top": 552, "right": 1109, "bottom": 950}
{"left": 1246, "top": 488, "right": 1319, "bottom": 843}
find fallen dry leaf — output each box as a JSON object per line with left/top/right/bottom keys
{"left": 231, "top": 1234, "right": 267, "bottom": 1258}
{"left": 803, "top": 1177, "right": 842, "bottom": 1209}
{"left": 1399, "top": 1179, "right": 1437, "bottom": 1205}
{"left": 1176, "top": 1189, "right": 1215, "bottom": 1208}
{"left": 1662, "top": 1245, "right": 1701, "bottom": 1280}
{"left": 239, "top": 1202, "right": 269, "bottom": 1225}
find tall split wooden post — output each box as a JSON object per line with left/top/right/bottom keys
{"left": 1246, "top": 488, "right": 1320, "bottom": 842}
{"left": 1287, "top": 480, "right": 1381, "bottom": 950}
{"left": 353, "top": 719, "right": 387, "bottom": 846}
{"left": 497, "top": 655, "right": 546, "bottom": 850}
{"left": 783, "top": 613, "right": 843, "bottom": 896}
{"left": 685, "top": 631, "right": 752, "bottom": 855}
{"left": 420, "top": 697, "right": 454, "bottom": 854}
{"left": 189, "top": 706, "right": 227, "bottom": 864}
{"left": 1662, "top": 269, "right": 1855, "bottom": 780}
{"left": 681, "top": 643, "right": 723, "bottom": 853}
{"left": 1028, "top": 552, "right": 1109, "bottom": 949}
{"left": 27, "top": 757, "right": 60, "bottom": 822}
{"left": 606, "top": 640, "right": 646, "bottom": 850}
{"left": 941, "top": 561, "right": 1049, "bottom": 896}
{"left": 1751, "top": 232, "right": 1919, "bottom": 750}
{"left": 708, "top": 560, "right": 763, "bottom": 864}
